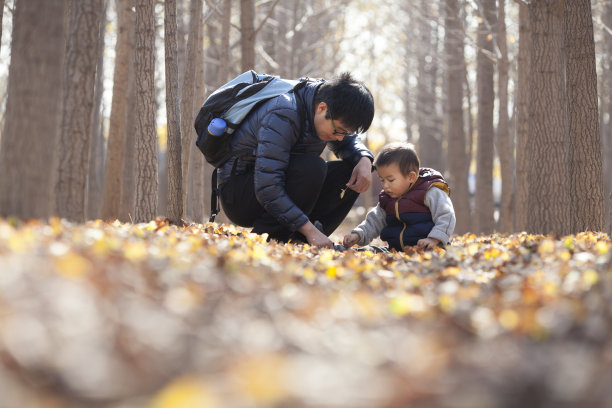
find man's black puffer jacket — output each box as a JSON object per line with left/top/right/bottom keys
{"left": 217, "top": 79, "right": 374, "bottom": 231}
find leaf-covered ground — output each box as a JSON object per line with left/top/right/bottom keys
{"left": 0, "top": 217, "right": 611, "bottom": 408}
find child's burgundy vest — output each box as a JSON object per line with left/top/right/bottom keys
{"left": 378, "top": 168, "right": 449, "bottom": 251}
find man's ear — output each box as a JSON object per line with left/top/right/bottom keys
{"left": 316, "top": 102, "right": 327, "bottom": 115}
{"left": 408, "top": 171, "right": 418, "bottom": 183}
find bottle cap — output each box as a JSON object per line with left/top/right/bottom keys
{"left": 208, "top": 118, "right": 227, "bottom": 136}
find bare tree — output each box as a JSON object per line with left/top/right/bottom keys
{"left": 102, "top": 0, "right": 134, "bottom": 220}
{"left": 133, "top": 0, "right": 158, "bottom": 222}
{"left": 515, "top": 1, "right": 531, "bottom": 232}
{"left": 527, "top": 0, "right": 570, "bottom": 235}
{"left": 474, "top": 0, "right": 496, "bottom": 234}
{"left": 240, "top": 0, "right": 255, "bottom": 70}
{"left": 87, "top": 0, "right": 109, "bottom": 220}
{"left": 218, "top": 0, "right": 231, "bottom": 83}
{"left": 496, "top": 0, "right": 513, "bottom": 232}
{"left": 56, "top": 0, "right": 104, "bottom": 222}
{"left": 417, "top": 0, "right": 443, "bottom": 171}
{"left": 565, "top": 0, "right": 605, "bottom": 232}
{"left": 0, "top": 0, "right": 66, "bottom": 219}
{"left": 445, "top": 0, "right": 470, "bottom": 234}
{"left": 180, "top": 0, "right": 202, "bottom": 218}
{"left": 604, "top": 1, "right": 612, "bottom": 234}
{"left": 188, "top": 2, "right": 205, "bottom": 222}
{"left": 0, "top": 0, "right": 4, "bottom": 54}
{"left": 165, "top": 0, "right": 183, "bottom": 225}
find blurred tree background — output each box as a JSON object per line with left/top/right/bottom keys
{"left": 0, "top": 0, "right": 610, "bottom": 236}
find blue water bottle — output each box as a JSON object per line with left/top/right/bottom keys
{"left": 208, "top": 118, "right": 227, "bottom": 137}
{"left": 202, "top": 118, "right": 228, "bottom": 164}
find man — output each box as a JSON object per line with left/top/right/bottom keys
{"left": 218, "top": 72, "right": 375, "bottom": 248}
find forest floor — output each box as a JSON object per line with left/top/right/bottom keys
{"left": 0, "top": 216, "right": 611, "bottom": 408}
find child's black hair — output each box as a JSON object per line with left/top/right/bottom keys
{"left": 374, "top": 142, "right": 420, "bottom": 176}
{"left": 314, "top": 72, "right": 374, "bottom": 134}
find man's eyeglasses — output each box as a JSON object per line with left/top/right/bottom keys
{"left": 329, "top": 111, "right": 357, "bottom": 138}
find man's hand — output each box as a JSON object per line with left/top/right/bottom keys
{"left": 346, "top": 157, "right": 372, "bottom": 194}
{"left": 298, "top": 221, "right": 333, "bottom": 248}
{"left": 417, "top": 237, "right": 440, "bottom": 250}
{"left": 343, "top": 232, "right": 360, "bottom": 247}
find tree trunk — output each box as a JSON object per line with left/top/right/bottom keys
{"left": 218, "top": 0, "right": 231, "bottom": 84}
{"left": 87, "top": 1, "right": 108, "bottom": 220}
{"left": 527, "top": 0, "right": 570, "bottom": 235}
{"left": 474, "top": 0, "right": 496, "bottom": 234}
{"left": 102, "top": 0, "right": 133, "bottom": 220}
{"left": 189, "top": 2, "right": 205, "bottom": 222}
{"left": 180, "top": 0, "right": 202, "bottom": 217}
{"left": 240, "top": 0, "right": 255, "bottom": 71}
{"left": 133, "top": 0, "right": 158, "bottom": 222}
{"left": 515, "top": 2, "right": 531, "bottom": 232}
{"left": 56, "top": 0, "right": 103, "bottom": 222}
{"left": 0, "top": 0, "right": 66, "bottom": 219}
{"left": 165, "top": 0, "right": 183, "bottom": 225}
{"left": 564, "top": 0, "right": 605, "bottom": 232}
{"left": 417, "top": 0, "right": 443, "bottom": 171}
{"left": 605, "top": 2, "right": 612, "bottom": 235}
{"left": 496, "top": 0, "right": 513, "bottom": 232}
{"left": 0, "top": 0, "right": 4, "bottom": 54}
{"left": 445, "top": 0, "right": 470, "bottom": 235}
{"left": 119, "top": 6, "right": 138, "bottom": 222}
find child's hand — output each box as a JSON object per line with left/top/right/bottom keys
{"left": 343, "top": 232, "right": 360, "bottom": 247}
{"left": 417, "top": 237, "right": 440, "bottom": 250}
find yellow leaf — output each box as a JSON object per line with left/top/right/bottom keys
{"left": 390, "top": 294, "right": 426, "bottom": 316}
{"left": 595, "top": 241, "right": 608, "bottom": 256}
{"left": 232, "top": 354, "right": 289, "bottom": 405}
{"left": 438, "top": 294, "right": 456, "bottom": 313}
{"left": 443, "top": 266, "right": 460, "bottom": 277}
{"left": 582, "top": 269, "right": 599, "bottom": 288}
{"left": 124, "top": 241, "right": 148, "bottom": 262}
{"left": 302, "top": 267, "right": 316, "bottom": 284}
{"left": 538, "top": 239, "right": 556, "bottom": 256}
{"left": 151, "top": 376, "right": 218, "bottom": 408}
{"left": 498, "top": 309, "right": 519, "bottom": 331}
{"left": 54, "top": 252, "right": 91, "bottom": 279}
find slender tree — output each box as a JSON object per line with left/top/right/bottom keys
{"left": 474, "top": 0, "right": 496, "bottom": 234}
{"left": 102, "top": 0, "right": 133, "bottom": 220}
{"left": 165, "top": 0, "right": 183, "bottom": 225}
{"left": 87, "top": 0, "right": 108, "bottom": 220}
{"left": 515, "top": 2, "right": 531, "bottom": 232}
{"left": 445, "top": 0, "right": 470, "bottom": 234}
{"left": 133, "top": 0, "right": 158, "bottom": 222}
{"left": 0, "top": 0, "right": 4, "bottom": 54}
{"left": 604, "top": 1, "right": 612, "bottom": 234}
{"left": 180, "top": 0, "right": 202, "bottom": 218}
{"left": 0, "top": 0, "right": 66, "bottom": 219}
{"left": 496, "top": 0, "right": 513, "bottom": 232}
{"left": 218, "top": 0, "right": 231, "bottom": 84}
{"left": 417, "top": 0, "right": 443, "bottom": 171}
{"left": 189, "top": 2, "right": 205, "bottom": 222}
{"left": 241, "top": 0, "right": 255, "bottom": 70}
{"left": 565, "top": 0, "right": 605, "bottom": 232}
{"left": 527, "top": 0, "right": 570, "bottom": 235}
{"left": 56, "top": 0, "right": 104, "bottom": 222}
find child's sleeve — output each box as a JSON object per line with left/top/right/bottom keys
{"left": 352, "top": 203, "right": 387, "bottom": 246}
{"left": 424, "top": 187, "right": 456, "bottom": 246}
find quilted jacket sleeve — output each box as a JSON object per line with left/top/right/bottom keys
{"left": 252, "top": 98, "right": 309, "bottom": 231}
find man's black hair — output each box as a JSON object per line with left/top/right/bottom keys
{"left": 314, "top": 72, "right": 374, "bottom": 134}
{"left": 375, "top": 142, "right": 420, "bottom": 176}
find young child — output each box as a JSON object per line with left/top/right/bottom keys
{"left": 343, "top": 142, "right": 456, "bottom": 251}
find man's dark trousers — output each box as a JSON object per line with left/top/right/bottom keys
{"left": 219, "top": 153, "right": 360, "bottom": 242}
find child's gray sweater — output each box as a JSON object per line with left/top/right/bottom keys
{"left": 352, "top": 187, "right": 456, "bottom": 247}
